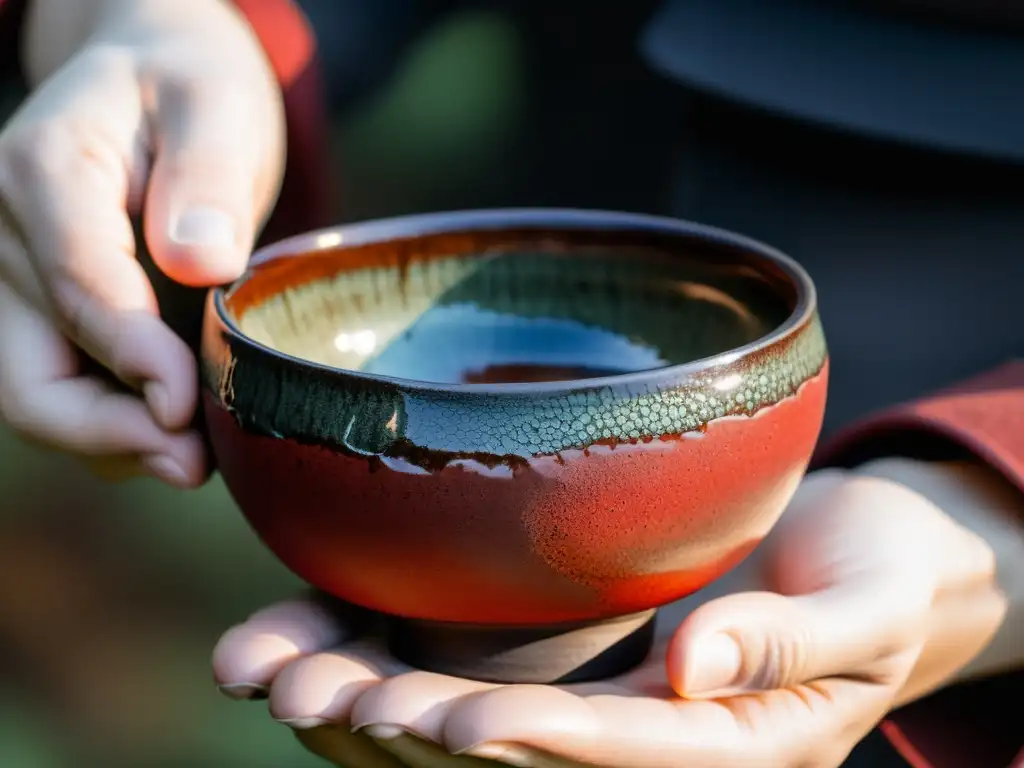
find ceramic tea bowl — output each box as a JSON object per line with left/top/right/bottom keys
{"left": 201, "top": 209, "right": 828, "bottom": 683}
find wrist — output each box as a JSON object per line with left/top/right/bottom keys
{"left": 853, "top": 457, "right": 1024, "bottom": 702}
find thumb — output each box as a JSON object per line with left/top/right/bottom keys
{"left": 666, "top": 580, "right": 931, "bottom": 699}
{"left": 143, "top": 74, "right": 284, "bottom": 287}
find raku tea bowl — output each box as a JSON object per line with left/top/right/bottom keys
{"left": 201, "top": 209, "right": 829, "bottom": 684}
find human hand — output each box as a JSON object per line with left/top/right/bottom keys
{"left": 213, "top": 459, "right": 1012, "bottom": 768}
{"left": 0, "top": 0, "right": 285, "bottom": 487}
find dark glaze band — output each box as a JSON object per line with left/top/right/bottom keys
{"left": 201, "top": 210, "right": 825, "bottom": 468}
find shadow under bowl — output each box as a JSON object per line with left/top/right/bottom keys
{"left": 201, "top": 209, "right": 829, "bottom": 683}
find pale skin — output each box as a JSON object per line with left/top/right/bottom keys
{"left": 0, "top": 3, "right": 1022, "bottom": 767}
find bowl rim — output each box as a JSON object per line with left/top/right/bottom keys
{"left": 211, "top": 208, "right": 818, "bottom": 395}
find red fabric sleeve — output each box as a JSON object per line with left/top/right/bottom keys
{"left": 814, "top": 360, "right": 1024, "bottom": 768}
{"left": 231, "top": 0, "right": 333, "bottom": 242}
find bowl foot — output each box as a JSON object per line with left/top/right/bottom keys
{"left": 386, "top": 610, "right": 657, "bottom": 684}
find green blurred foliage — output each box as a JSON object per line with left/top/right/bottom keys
{"left": 335, "top": 9, "right": 526, "bottom": 219}
{"left": 0, "top": 10, "right": 525, "bottom": 767}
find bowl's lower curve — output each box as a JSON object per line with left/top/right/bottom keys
{"left": 204, "top": 364, "right": 827, "bottom": 682}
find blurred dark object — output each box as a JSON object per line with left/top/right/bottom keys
{"left": 669, "top": 90, "right": 1024, "bottom": 436}
{"left": 876, "top": 0, "right": 1024, "bottom": 29}
{"left": 643, "top": 0, "right": 1024, "bottom": 161}
{"left": 0, "top": 0, "right": 26, "bottom": 86}
{"left": 296, "top": 0, "right": 444, "bottom": 110}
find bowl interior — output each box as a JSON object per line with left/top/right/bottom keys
{"left": 223, "top": 227, "right": 796, "bottom": 385}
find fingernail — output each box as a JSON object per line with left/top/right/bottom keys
{"left": 461, "top": 744, "right": 535, "bottom": 767}
{"left": 275, "top": 716, "right": 329, "bottom": 730}
{"left": 172, "top": 206, "right": 235, "bottom": 248}
{"left": 217, "top": 683, "right": 268, "bottom": 701}
{"left": 145, "top": 455, "right": 189, "bottom": 487}
{"left": 361, "top": 724, "right": 405, "bottom": 741}
{"left": 144, "top": 382, "right": 169, "bottom": 425}
{"left": 683, "top": 633, "right": 744, "bottom": 697}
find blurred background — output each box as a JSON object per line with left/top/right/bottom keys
{"left": 3, "top": 0, "right": 1022, "bottom": 765}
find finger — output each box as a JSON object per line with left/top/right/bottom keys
{"left": 444, "top": 680, "right": 888, "bottom": 768}
{"left": 665, "top": 478, "right": 939, "bottom": 700}
{"left": 281, "top": 661, "right": 481, "bottom": 768}
{"left": 351, "top": 671, "right": 498, "bottom": 742}
{"left": 0, "top": 116, "right": 197, "bottom": 431}
{"left": 144, "top": 71, "right": 280, "bottom": 287}
{"left": 212, "top": 597, "right": 352, "bottom": 700}
{"left": 444, "top": 686, "right": 679, "bottom": 766}
{"left": 354, "top": 676, "right": 550, "bottom": 768}
{"left": 665, "top": 582, "right": 930, "bottom": 700}
{"left": 0, "top": 282, "right": 206, "bottom": 485}
{"left": 268, "top": 642, "right": 404, "bottom": 728}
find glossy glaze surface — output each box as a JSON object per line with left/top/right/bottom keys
{"left": 202, "top": 209, "right": 828, "bottom": 625}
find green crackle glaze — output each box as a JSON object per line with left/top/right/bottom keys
{"left": 204, "top": 246, "right": 826, "bottom": 464}
{"left": 397, "top": 316, "right": 826, "bottom": 456}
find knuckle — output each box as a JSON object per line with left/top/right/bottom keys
{"left": 749, "top": 628, "right": 811, "bottom": 691}
{"left": 1, "top": 117, "right": 125, "bottom": 192}
{"left": 160, "top": 142, "right": 253, "bottom": 184}
{"left": 144, "top": 63, "right": 199, "bottom": 104}
{"left": 147, "top": 76, "right": 265, "bottom": 164}
{"left": 728, "top": 601, "right": 817, "bottom": 692}
{"left": 0, "top": 121, "right": 73, "bottom": 181}
{"left": 144, "top": 61, "right": 236, "bottom": 128}
{"left": 142, "top": 50, "right": 252, "bottom": 102}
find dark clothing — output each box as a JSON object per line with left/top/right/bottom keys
{"left": 666, "top": 94, "right": 1024, "bottom": 437}
{"left": 644, "top": 0, "right": 1024, "bottom": 162}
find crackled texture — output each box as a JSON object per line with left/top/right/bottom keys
{"left": 210, "top": 315, "right": 824, "bottom": 460}
{"left": 205, "top": 244, "right": 824, "bottom": 461}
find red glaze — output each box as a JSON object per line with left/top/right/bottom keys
{"left": 205, "top": 362, "right": 827, "bottom": 626}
